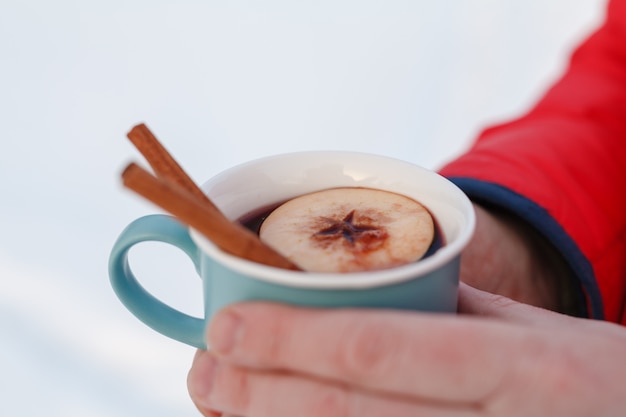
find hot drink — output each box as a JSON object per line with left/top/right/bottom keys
{"left": 110, "top": 150, "right": 475, "bottom": 348}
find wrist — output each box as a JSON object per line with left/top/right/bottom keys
{"left": 460, "top": 203, "right": 582, "bottom": 315}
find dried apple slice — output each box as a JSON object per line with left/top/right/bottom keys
{"left": 259, "top": 187, "right": 435, "bottom": 272}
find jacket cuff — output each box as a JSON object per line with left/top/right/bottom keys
{"left": 447, "top": 177, "right": 604, "bottom": 319}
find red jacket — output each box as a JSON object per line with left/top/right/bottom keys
{"left": 439, "top": 0, "right": 626, "bottom": 324}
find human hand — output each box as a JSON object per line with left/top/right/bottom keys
{"left": 187, "top": 284, "right": 626, "bottom": 417}
{"left": 460, "top": 204, "right": 578, "bottom": 314}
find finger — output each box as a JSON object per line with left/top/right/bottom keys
{"left": 189, "top": 350, "right": 482, "bottom": 417}
{"left": 458, "top": 283, "right": 580, "bottom": 327}
{"left": 191, "top": 401, "right": 223, "bottom": 417}
{"left": 188, "top": 351, "right": 224, "bottom": 417}
{"left": 206, "top": 302, "right": 535, "bottom": 403}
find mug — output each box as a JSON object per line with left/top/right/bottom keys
{"left": 109, "top": 151, "right": 475, "bottom": 349}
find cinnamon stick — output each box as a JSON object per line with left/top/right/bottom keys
{"left": 122, "top": 162, "right": 301, "bottom": 271}
{"left": 127, "top": 123, "right": 215, "bottom": 207}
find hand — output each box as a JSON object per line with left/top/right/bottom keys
{"left": 460, "top": 204, "right": 578, "bottom": 314}
{"left": 187, "top": 284, "right": 626, "bottom": 417}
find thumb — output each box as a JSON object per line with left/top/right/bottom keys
{"left": 457, "top": 282, "right": 578, "bottom": 327}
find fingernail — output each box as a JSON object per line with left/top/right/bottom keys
{"left": 188, "top": 352, "right": 217, "bottom": 401}
{"left": 208, "top": 310, "right": 242, "bottom": 355}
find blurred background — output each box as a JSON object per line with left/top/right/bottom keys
{"left": 0, "top": 1, "right": 605, "bottom": 415}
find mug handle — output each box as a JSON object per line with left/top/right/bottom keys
{"left": 108, "top": 214, "right": 207, "bottom": 349}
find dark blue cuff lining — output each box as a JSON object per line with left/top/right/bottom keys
{"left": 447, "top": 177, "right": 604, "bottom": 320}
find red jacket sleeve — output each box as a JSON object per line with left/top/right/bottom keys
{"left": 439, "top": 0, "right": 626, "bottom": 323}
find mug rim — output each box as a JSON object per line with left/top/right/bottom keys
{"left": 189, "top": 150, "right": 475, "bottom": 289}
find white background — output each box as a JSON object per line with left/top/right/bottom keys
{"left": 0, "top": 1, "right": 605, "bottom": 415}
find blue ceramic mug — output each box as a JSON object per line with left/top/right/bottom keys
{"left": 109, "top": 151, "right": 475, "bottom": 349}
